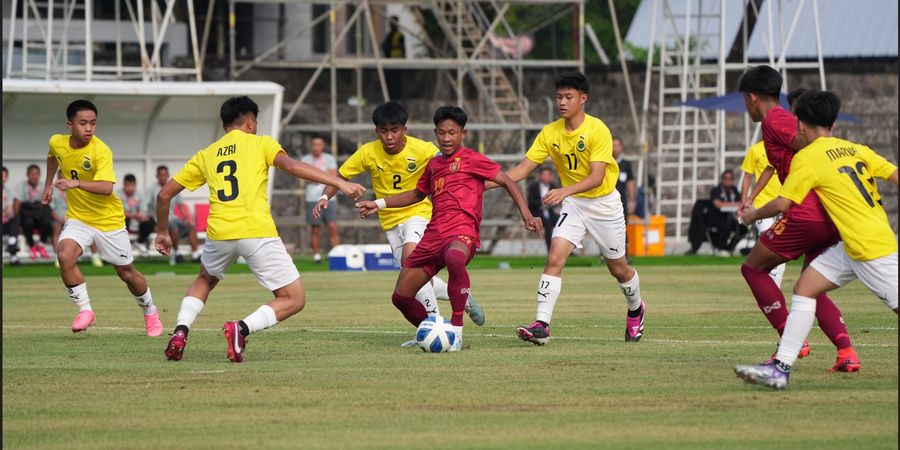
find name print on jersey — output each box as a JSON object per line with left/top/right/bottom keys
{"left": 217, "top": 144, "right": 237, "bottom": 157}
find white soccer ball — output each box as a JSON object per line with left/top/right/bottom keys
{"left": 416, "top": 316, "right": 457, "bottom": 353}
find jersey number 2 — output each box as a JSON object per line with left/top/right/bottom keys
{"left": 837, "top": 162, "right": 875, "bottom": 207}
{"left": 216, "top": 160, "right": 239, "bottom": 202}
{"left": 392, "top": 174, "right": 402, "bottom": 190}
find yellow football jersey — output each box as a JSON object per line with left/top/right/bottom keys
{"left": 339, "top": 135, "right": 438, "bottom": 230}
{"left": 47, "top": 134, "right": 125, "bottom": 231}
{"left": 525, "top": 114, "right": 618, "bottom": 199}
{"left": 174, "top": 129, "right": 285, "bottom": 240}
{"left": 780, "top": 136, "right": 898, "bottom": 260}
{"left": 740, "top": 140, "right": 783, "bottom": 208}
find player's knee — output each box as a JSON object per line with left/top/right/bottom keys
{"left": 444, "top": 249, "right": 467, "bottom": 272}
{"left": 114, "top": 265, "right": 137, "bottom": 283}
{"left": 545, "top": 252, "right": 566, "bottom": 273}
{"left": 610, "top": 264, "right": 632, "bottom": 282}
{"left": 392, "top": 291, "right": 413, "bottom": 308}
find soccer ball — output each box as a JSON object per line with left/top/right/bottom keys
{"left": 416, "top": 316, "right": 457, "bottom": 353}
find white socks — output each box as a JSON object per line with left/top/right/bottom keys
{"left": 535, "top": 274, "right": 562, "bottom": 324}
{"left": 775, "top": 295, "right": 817, "bottom": 366}
{"left": 415, "top": 282, "right": 441, "bottom": 316}
{"left": 619, "top": 270, "right": 643, "bottom": 311}
{"left": 431, "top": 276, "right": 449, "bottom": 300}
{"left": 242, "top": 305, "right": 278, "bottom": 334}
{"left": 134, "top": 288, "right": 156, "bottom": 315}
{"left": 176, "top": 296, "right": 206, "bottom": 328}
{"left": 67, "top": 283, "right": 92, "bottom": 312}
{"left": 769, "top": 263, "right": 786, "bottom": 288}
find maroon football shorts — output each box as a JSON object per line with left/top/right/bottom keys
{"left": 404, "top": 233, "right": 477, "bottom": 277}
{"left": 759, "top": 215, "right": 840, "bottom": 264}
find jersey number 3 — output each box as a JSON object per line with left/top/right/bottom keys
{"left": 216, "top": 160, "right": 239, "bottom": 202}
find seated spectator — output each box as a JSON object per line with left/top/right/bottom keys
{"left": 527, "top": 166, "right": 560, "bottom": 251}
{"left": 14, "top": 164, "right": 53, "bottom": 260}
{"left": 119, "top": 174, "right": 154, "bottom": 255}
{"left": 686, "top": 169, "right": 747, "bottom": 255}
{"left": 3, "top": 166, "right": 21, "bottom": 265}
{"left": 145, "top": 165, "right": 201, "bottom": 264}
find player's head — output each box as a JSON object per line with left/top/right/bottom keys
{"left": 220, "top": 96, "right": 259, "bottom": 134}
{"left": 310, "top": 134, "right": 326, "bottom": 156}
{"left": 26, "top": 164, "right": 40, "bottom": 184}
{"left": 156, "top": 165, "right": 170, "bottom": 185}
{"left": 794, "top": 90, "right": 840, "bottom": 144}
{"left": 1, "top": 166, "right": 7, "bottom": 185}
{"left": 123, "top": 173, "right": 137, "bottom": 195}
{"left": 554, "top": 72, "right": 590, "bottom": 119}
{"left": 739, "top": 66, "right": 782, "bottom": 122}
{"left": 786, "top": 88, "right": 810, "bottom": 112}
{"left": 66, "top": 99, "right": 98, "bottom": 144}
{"left": 433, "top": 106, "right": 468, "bottom": 154}
{"left": 612, "top": 136, "right": 624, "bottom": 159}
{"left": 720, "top": 169, "right": 735, "bottom": 188}
{"left": 539, "top": 166, "right": 554, "bottom": 184}
{"left": 372, "top": 101, "right": 408, "bottom": 152}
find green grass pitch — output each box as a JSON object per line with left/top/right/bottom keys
{"left": 3, "top": 261, "right": 897, "bottom": 449}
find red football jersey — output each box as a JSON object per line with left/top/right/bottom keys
{"left": 761, "top": 106, "right": 828, "bottom": 223}
{"left": 416, "top": 147, "right": 501, "bottom": 246}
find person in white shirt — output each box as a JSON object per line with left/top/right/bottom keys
{"left": 300, "top": 135, "right": 340, "bottom": 263}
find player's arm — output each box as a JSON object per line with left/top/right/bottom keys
{"left": 486, "top": 158, "right": 539, "bottom": 189}
{"left": 741, "top": 166, "right": 774, "bottom": 213}
{"left": 889, "top": 169, "right": 899, "bottom": 186}
{"left": 356, "top": 188, "right": 426, "bottom": 219}
{"left": 154, "top": 179, "right": 186, "bottom": 256}
{"left": 314, "top": 174, "right": 350, "bottom": 219}
{"left": 543, "top": 161, "right": 606, "bottom": 206}
{"left": 494, "top": 170, "right": 542, "bottom": 234}
{"left": 41, "top": 156, "right": 59, "bottom": 205}
{"left": 54, "top": 177, "right": 113, "bottom": 196}
{"left": 741, "top": 196, "right": 791, "bottom": 225}
{"left": 273, "top": 153, "right": 365, "bottom": 200}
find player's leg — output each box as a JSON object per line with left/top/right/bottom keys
{"left": 441, "top": 238, "right": 476, "bottom": 351}
{"left": 221, "top": 238, "right": 302, "bottom": 362}
{"left": 392, "top": 266, "right": 432, "bottom": 327}
{"left": 55, "top": 221, "right": 95, "bottom": 332}
{"left": 741, "top": 234, "right": 791, "bottom": 335}
{"left": 309, "top": 224, "right": 322, "bottom": 262}
{"left": 387, "top": 221, "right": 440, "bottom": 317}
{"left": 516, "top": 234, "right": 577, "bottom": 346}
{"left": 755, "top": 218, "right": 785, "bottom": 286}
{"left": 20, "top": 213, "right": 38, "bottom": 258}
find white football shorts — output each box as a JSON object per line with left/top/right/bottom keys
{"left": 201, "top": 237, "right": 300, "bottom": 291}
{"left": 59, "top": 219, "right": 134, "bottom": 266}
{"left": 384, "top": 215, "right": 429, "bottom": 264}
{"left": 552, "top": 192, "right": 627, "bottom": 260}
{"left": 810, "top": 243, "right": 898, "bottom": 310}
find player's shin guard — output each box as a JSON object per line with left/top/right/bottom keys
{"left": 176, "top": 296, "right": 205, "bottom": 329}
{"left": 619, "top": 270, "right": 642, "bottom": 312}
{"left": 242, "top": 305, "right": 278, "bottom": 334}
{"left": 392, "top": 292, "right": 428, "bottom": 327}
{"left": 775, "top": 295, "right": 817, "bottom": 366}
{"left": 67, "top": 283, "right": 92, "bottom": 312}
{"left": 414, "top": 282, "right": 441, "bottom": 316}
{"left": 444, "top": 248, "right": 470, "bottom": 327}
{"left": 134, "top": 288, "right": 156, "bottom": 315}
{"left": 814, "top": 294, "right": 853, "bottom": 350}
{"left": 535, "top": 274, "right": 561, "bottom": 324}
{"left": 741, "top": 264, "right": 789, "bottom": 334}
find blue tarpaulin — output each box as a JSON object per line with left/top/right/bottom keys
{"left": 680, "top": 92, "right": 861, "bottom": 123}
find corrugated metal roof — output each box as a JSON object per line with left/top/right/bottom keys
{"left": 624, "top": 0, "right": 898, "bottom": 60}
{"left": 746, "top": 0, "right": 898, "bottom": 59}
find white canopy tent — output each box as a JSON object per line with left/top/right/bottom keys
{"left": 2, "top": 80, "right": 284, "bottom": 209}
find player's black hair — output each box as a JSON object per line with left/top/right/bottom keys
{"left": 554, "top": 71, "right": 590, "bottom": 94}
{"left": 156, "top": 165, "right": 169, "bottom": 176}
{"left": 220, "top": 96, "right": 259, "bottom": 127}
{"left": 66, "top": 99, "right": 98, "bottom": 121}
{"left": 786, "top": 88, "right": 810, "bottom": 108}
{"left": 123, "top": 174, "right": 137, "bottom": 184}
{"left": 26, "top": 164, "right": 40, "bottom": 173}
{"left": 738, "top": 66, "right": 782, "bottom": 99}
{"left": 433, "top": 106, "right": 468, "bottom": 128}
{"left": 793, "top": 90, "right": 841, "bottom": 129}
{"left": 372, "top": 101, "right": 408, "bottom": 127}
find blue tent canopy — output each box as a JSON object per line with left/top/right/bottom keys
{"left": 680, "top": 92, "right": 861, "bottom": 123}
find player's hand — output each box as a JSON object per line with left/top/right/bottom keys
{"left": 355, "top": 200, "right": 379, "bottom": 218}
{"left": 312, "top": 198, "right": 329, "bottom": 220}
{"left": 524, "top": 216, "right": 543, "bottom": 235}
{"left": 54, "top": 178, "right": 79, "bottom": 191}
{"left": 542, "top": 188, "right": 568, "bottom": 206}
{"left": 41, "top": 186, "right": 54, "bottom": 205}
{"left": 155, "top": 233, "right": 173, "bottom": 256}
{"left": 340, "top": 182, "right": 366, "bottom": 200}
{"left": 740, "top": 205, "right": 757, "bottom": 226}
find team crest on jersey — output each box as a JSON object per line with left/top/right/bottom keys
{"left": 576, "top": 136, "right": 586, "bottom": 152}
{"left": 406, "top": 157, "right": 417, "bottom": 172}
{"left": 81, "top": 156, "right": 93, "bottom": 171}
{"left": 450, "top": 157, "right": 461, "bottom": 173}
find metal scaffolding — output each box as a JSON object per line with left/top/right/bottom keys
{"left": 640, "top": 0, "right": 828, "bottom": 244}
{"left": 4, "top": 0, "right": 208, "bottom": 81}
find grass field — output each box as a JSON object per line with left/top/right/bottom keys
{"left": 3, "top": 261, "right": 897, "bottom": 449}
